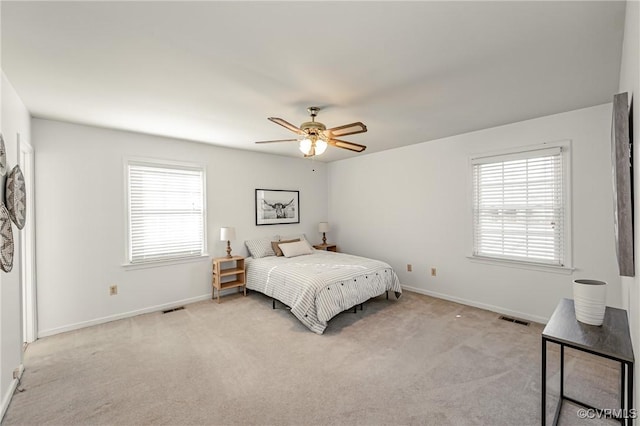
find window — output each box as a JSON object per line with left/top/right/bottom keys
{"left": 471, "top": 145, "right": 568, "bottom": 267}
{"left": 127, "top": 160, "right": 206, "bottom": 264}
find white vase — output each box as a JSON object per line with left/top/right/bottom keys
{"left": 572, "top": 279, "right": 607, "bottom": 326}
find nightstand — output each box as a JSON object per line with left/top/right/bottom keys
{"left": 211, "top": 256, "right": 246, "bottom": 303}
{"left": 313, "top": 243, "right": 337, "bottom": 252}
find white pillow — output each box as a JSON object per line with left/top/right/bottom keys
{"left": 245, "top": 236, "right": 279, "bottom": 258}
{"left": 279, "top": 240, "right": 314, "bottom": 258}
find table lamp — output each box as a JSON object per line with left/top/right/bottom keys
{"left": 318, "top": 222, "right": 329, "bottom": 245}
{"left": 220, "top": 227, "right": 236, "bottom": 258}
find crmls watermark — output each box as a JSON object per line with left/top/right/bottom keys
{"left": 577, "top": 408, "right": 637, "bottom": 420}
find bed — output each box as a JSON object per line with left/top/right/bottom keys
{"left": 245, "top": 242, "right": 401, "bottom": 334}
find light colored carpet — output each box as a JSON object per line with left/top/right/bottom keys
{"left": 2, "top": 291, "right": 620, "bottom": 425}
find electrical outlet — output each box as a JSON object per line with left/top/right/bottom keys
{"left": 407, "top": 264, "right": 412, "bottom": 272}
{"left": 431, "top": 268, "right": 437, "bottom": 276}
{"left": 109, "top": 285, "right": 118, "bottom": 296}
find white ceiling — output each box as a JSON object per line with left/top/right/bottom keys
{"left": 1, "top": 1, "right": 626, "bottom": 162}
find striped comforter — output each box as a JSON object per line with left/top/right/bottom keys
{"left": 246, "top": 250, "right": 402, "bottom": 334}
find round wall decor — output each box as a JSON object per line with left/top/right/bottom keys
{"left": 0, "top": 134, "right": 6, "bottom": 177}
{"left": 0, "top": 204, "right": 14, "bottom": 272}
{"left": 6, "top": 165, "right": 26, "bottom": 230}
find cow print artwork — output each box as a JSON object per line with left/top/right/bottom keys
{"left": 5, "top": 165, "right": 26, "bottom": 230}
{"left": 0, "top": 204, "right": 14, "bottom": 272}
{"left": 255, "top": 189, "right": 300, "bottom": 226}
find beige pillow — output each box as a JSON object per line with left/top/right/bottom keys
{"left": 271, "top": 238, "right": 300, "bottom": 257}
{"left": 279, "top": 240, "right": 314, "bottom": 258}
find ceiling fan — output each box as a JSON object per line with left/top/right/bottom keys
{"left": 255, "top": 107, "right": 367, "bottom": 157}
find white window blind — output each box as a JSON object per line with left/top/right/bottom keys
{"left": 128, "top": 162, "right": 205, "bottom": 264}
{"left": 472, "top": 147, "right": 564, "bottom": 266}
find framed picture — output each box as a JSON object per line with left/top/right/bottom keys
{"left": 255, "top": 189, "right": 300, "bottom": 225}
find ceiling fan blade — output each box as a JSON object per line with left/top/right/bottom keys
{"left": 268, "top": 117, "right": 305, "bottom": 135}
{"left": 255, "top": 139, "right": 299, "bottom": 144}
{"left": 325, "top": 122, "right": 367, "bottom": 137}
{"left": 329, "top": 139, "right": 367, "bottom": 152}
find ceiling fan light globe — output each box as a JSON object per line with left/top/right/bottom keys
{"left": 299, "top": 138, "right": 313, "bottom": 155}
{"left": 315, "top": 140, "right": 328, "bottom": 155}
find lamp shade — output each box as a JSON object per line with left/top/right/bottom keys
{"left": 220, "top": 227, "right": 236, "bottom": 241}
{"left": 318, "top": 222, "right": 329, "bottom": 233}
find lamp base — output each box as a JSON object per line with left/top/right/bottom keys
{"left": 226, "top": 240, "right": 232, "bottom": 258}
{"left": 322, "top": 233, "right": 326, "bottom": 245}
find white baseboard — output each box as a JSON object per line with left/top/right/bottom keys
{"left": 402, "top": 285, "right": 548, "bottom": 324}
{"left": 38, "top": 285, "right": 548, "bottom": 337}
{"left": 1, "top": 364, "right": 24, "bottom": 422}
{"left": 38, "top": 293, "right": 215, "bottom": 337}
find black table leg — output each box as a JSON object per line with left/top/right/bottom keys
{"left": 560, "top": 344, "right": 564, "bottom": 399}
{"left": 542, "top": 337, "right": 547, "bottom": 426}
{"left": 620, "top": 361, "right": 625, "bottom": 425}
{"left": 627, "top": 362, "right": 634, "bottom": 426}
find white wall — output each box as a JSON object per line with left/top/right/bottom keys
{"left": 618, "top": 0, "right": 639, "bottom": 411}
{"left": 32, "top": 119, "right": 328, "bottom": 336}
{"left": 328, "top": 104, "right": 620, "bottom": 323}
{"left": 0, "top": 71, "right": 30, "bottom": 418}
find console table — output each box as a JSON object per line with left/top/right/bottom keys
{"left": 542, "top": 298, "right": 634, "bottom": 425}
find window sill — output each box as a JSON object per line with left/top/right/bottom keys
{"left": 122, "top": 254, "right": 210, "bottom": 271}
{"left": 467, "top": 255, "right": 574, "bottom": 275}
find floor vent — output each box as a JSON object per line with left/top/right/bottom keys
{"left": 162, "top": 306, "right": 185, "bottom": 314}
{"left": 499, "top": 315, "right": 530, "bottom": 326}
